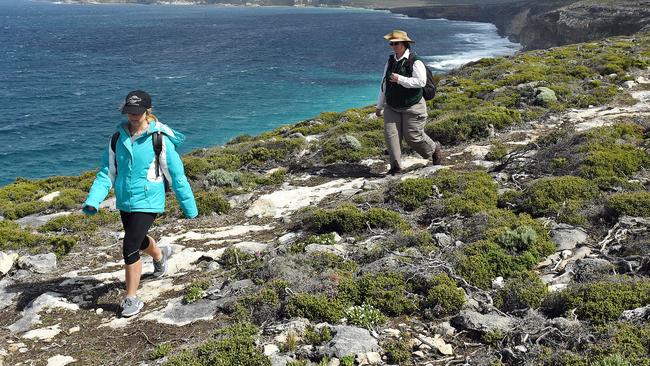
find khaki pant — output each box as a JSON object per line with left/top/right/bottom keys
{"left": 383, "top": 97, "right": 437, "bottom": 169}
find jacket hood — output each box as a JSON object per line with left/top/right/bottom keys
{"left": 118, "top": 121, "right": 186, "bottom": 147}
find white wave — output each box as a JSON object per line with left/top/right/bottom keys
{"left": 423, "top": 33, "right": 520, "bottom": 72}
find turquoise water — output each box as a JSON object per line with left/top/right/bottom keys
{"left": 0, "top": 0, "right": 520, "bottom": 185}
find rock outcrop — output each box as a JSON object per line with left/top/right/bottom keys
{"left": 392, "top": 0, "right": 650, "bottom": 50}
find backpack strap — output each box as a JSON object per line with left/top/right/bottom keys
{"left": 111, "top": 132, "right": 120, "bottom": 175}
{"left": 152, "top": 131, "right": 163, "bottom": 179}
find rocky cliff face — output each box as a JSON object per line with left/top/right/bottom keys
{"left": 392, "top": 0, "right": 650, "bottom": 50}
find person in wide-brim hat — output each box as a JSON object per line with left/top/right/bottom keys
{"left": 375, "top": 29, "right": 441, "bottom": 176}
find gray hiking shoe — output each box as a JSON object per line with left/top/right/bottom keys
{"left": 153, "top": 246, "right": 172, "bottom": 278}
{"left": 121, "top": 296, "right": 143, "bottom": 317}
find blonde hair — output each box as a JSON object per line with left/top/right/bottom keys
{"left": 146, "top": 108, "right": 159, "bottom": 123}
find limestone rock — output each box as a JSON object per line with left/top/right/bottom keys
{"left": 141, "top": 297, "right": 216, "bottom": 326}
{"left": 39, "top": 191, "right": 61, "bottom": 202}
{"left": 620, "top": 305, "right": 650, "bottom": 322}
{"left": 324, "top": 326, "right": 380, "bottom": 357}
{"left": 15, "top": 212, "right": 71, "bottom": 229}
{"left": 0, "top": 251, "right": 18, "bottom": 276}
{"left": 550, "top": 224, "right": 588, "bottom": 251}
{"left": 22, "top": 324, "right": 62, "bottom": 341}
{"left": 46, "top": 355, "right": 76, "bottom": 366}
{"left": 305, "top": 244, "right": 346, "bottom": 257}
{"left": 8, "top": 292, "right": 79, "bottom": 333}
{"left": 263, "top": 344, "right": 280, "bottom": 356}
{"left": 451, "top": 310, "right": 514, "bottom": 334}
{"left": 99, "top": 197, "right": 117, "bottom": 211}
{"left": 434, "top": 233, "right": 452, "bottom": 247}
{"left": 356, "top": 351, "right": 381, "bottom": 365}
{"left": 17, "top": 253, "right": 57, "bottom": 274}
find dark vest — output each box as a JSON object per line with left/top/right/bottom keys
{"left": 384, "top": 54, "right": 424, "bottom": 109}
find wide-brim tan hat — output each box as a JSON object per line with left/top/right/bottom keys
{"left": 383, "top": 30, "right": 415, "bottom": 43}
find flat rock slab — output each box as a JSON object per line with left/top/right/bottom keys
{"left": 8, "top": 292, "right": 79, "bottom": 333}
{"left": 142, "top": 297, "right": 216, "bottom": 326}
{"left": 15, "top": 212, "right": 71, "bottom": 229}
{"left": 17, "top": 253, "right": 57, "bottom": 274}
{"left": 246, "top": 178, "right": 367, "bottom": 218}
{"left": 324, "top": 325, "right": 380, "bottom": 358}
{"left": 0, "top": 278, "right": 17, "bottom": 311}
{"left": 551, "top": 224, "right": 588, "bottom": 251}
{"left": 451, "top": 310, "right": 514, "bottom": 334}
{"left": 0, "top": 251, "right": 18, "bottom": 276}
{"left": 160, "top": 224, "right": 273, "bottom": 243}
{"left": 22, "top": 324, "right": 62, "bottom": 341}
{"left": 46, "top": 355, "right": 76, "bottom": 366}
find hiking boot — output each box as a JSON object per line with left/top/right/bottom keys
{"left": 387, "top": 166, "right": 403, "bottom": 176}
{"left": 431, "top": 143, "right": 442, "bottom": 165}
{"left": 121, "top": 296, "right": 143, "bottom": 317}
{"left": 153, "top": 246, "right": 172, "bottom": 278}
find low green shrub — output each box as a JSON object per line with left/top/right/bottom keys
{"left": 606, "top": 192, "right": 650, "bottom": 218}
{"left": 482, "top": 329, "right": 505, "bottom": 347}
{"left": 578, "top": 124, "right": 650, "bottom": 186}
{"left": 485, "top": 141, "right": 509, "bottom": 162}
{"left": 164, "top": 322, "right": 269, "bottom": 366}
{"left": 285, "top": 293, "right": 345, "bottom": 323}
{"left": 233, "top": 286, "right": 282, "bottom": 324}
{"left": 183, "top": 280, "right": 210, "bottom": 304}
{"left": 426, "top": 106, "right": 520, "bottom": 145}
{"left": 304, "top": 325, "right": 333, "bottom": 346}
{"left": 520, "top": 176, "right": 599, "bottom": 224}
{"left": 195, "top": 191, "right": 231, "bottom": 216}
{"left": 302, "top": 204, "right": 409, "bottom": 234}
{"left": 431, "top": 169, "right": 498, "bottom": 216}
{"left": 151, "top": 343, "right": 171, "bottom": 360}
{"left": 38, "top": 211, "right": 120, "bottom": 234}
{"left": 495, "top": 271, "right": 548, "bottom": 312}
{"left": 541, "top": 277, "right": 650, "bottom": 324}
{"left": 49, "top": 235, "right": 78, "bottom": 257}
{"left": 393, "top": 178, "right": 435, "bottom": 211}
{"left": 382, "top": 336, "right": 413, "bottom": 365}
{"left": 456, "top": 210, "right": 555, "bottom": 289}
{"left": 338, "top": 272, "right": 418, "bottom": 316}
{"left": 0, "top": 220, "right": 43, "bottom": 250}
{"left": 424, "top": 273, "right": 466, "bottom": 317}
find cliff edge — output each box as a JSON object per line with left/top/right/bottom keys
{"left": 391, "top": 0, "right": 650, "bottom": 50}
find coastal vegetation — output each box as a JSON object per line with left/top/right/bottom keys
{"left": 1, "top": 29, "right": 649, "bottom": 366}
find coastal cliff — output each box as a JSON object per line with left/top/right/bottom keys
{"left": 392, "top": 0, "right": 650, "bottom": 50}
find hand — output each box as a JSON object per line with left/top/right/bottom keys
{"left": 375, "top": 108, "right": 383, "bottom": 117}
{"left": 390, "top": 73, "right": 400, "bottom": 83}
{"left": 83, "top": 205, "right": 97, "bottom": 214}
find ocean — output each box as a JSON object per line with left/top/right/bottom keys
{"left": 0, "top": 0, "right": 520, "bottom": 186}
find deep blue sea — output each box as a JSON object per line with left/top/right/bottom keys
{"left": 0, "top": 0, "right": 520, "bottom": 186}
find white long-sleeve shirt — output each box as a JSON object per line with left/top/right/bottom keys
{"left": 376, "top": 49, "right": 427, "bottom": 110}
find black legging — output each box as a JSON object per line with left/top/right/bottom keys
{"left": 119, "top": 211, "right": 157, "bottom": 265}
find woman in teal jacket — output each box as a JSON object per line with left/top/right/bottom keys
{"left": 83, "top": 90, "right": 197, "bottom": 317}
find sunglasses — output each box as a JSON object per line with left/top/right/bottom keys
{"left": 389, "top": 42, "right": 402, "bottom": 46}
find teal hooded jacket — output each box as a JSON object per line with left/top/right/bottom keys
{"left": 83, "top": 121, "right": 198, "bottom": 218}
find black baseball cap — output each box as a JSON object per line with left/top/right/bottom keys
{"left": 121, "top": 90, "right": 152, "bottom": 115}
